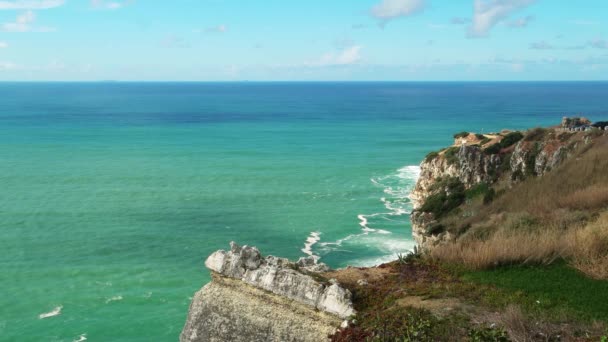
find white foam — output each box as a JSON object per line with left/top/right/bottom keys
{"left": 301, "top": 231, "right": 321, "bottom": 259}
{"left": 318, "top": 165, "right": 421, "bottom": 266}
{"left": 73, "top": 334, "right": 87, "bottom": 342}
{"left": 105, "top": 295, "right": 123, "bottom": 304}
{"left": 39, "top": 306, "right": 62, "bottom": 319}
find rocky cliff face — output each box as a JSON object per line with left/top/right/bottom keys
{"left": 181, "top": 242, "right": 355, "bottom": 342}
{"left": 410, "top": 128, "right": 582, "bottom": 251}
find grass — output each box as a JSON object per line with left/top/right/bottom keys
{"left": 329, "top": 258, "right": 607, "bottom": 341}
{"left": 463, "top": 262, "right": 608, "bottom": 322}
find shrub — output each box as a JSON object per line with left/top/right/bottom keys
{"left": 444, "top": 147, "right": 460, "bottom": 166}
{"left": 475, "top": 133, "right": 486, "bottom": 140}
{"left": 483, "top": 188, "right": 496, "bottom": 205}
{"left": 465, "top": 183, "right": 491, "bottom": 200}
{"left": 454, "top": 131, "right": 470, "bottom": 139}
{"left": 500, "top": 132, "right": 524, "bottom": 148}
{"left": 524, "top": 127, "right": 547, "bottom": 142}
{"left": 421, "top": 178, "right": 465, "bottom": 218}
{"left": 425, "top": 151, "right": 439, "bottom": 162}
{"left": 480, "top": 137, "right": 492, "bottom": 145}
{"left": 484, "top": 143, "right": 502, "bottom": 155}
{"left": 468, "top": 326, "right": 509, "bottom": 342}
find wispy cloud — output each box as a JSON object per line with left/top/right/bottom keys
{"left": 194, "top": 24, "right": 227, "bottom": 34}
{"left": 0, "top": 41, "right": 8, "bottom": 48}
{"left": 2, "top": 10, "right": 54, "bottom": 32}
{"left": 306, "top": 45, "right": 363, "bottom": 67}
{"left": 529, "top": 41, "right": 553, "bottom": 50}
{"left": 370, "top": 0, "right": 426, "bottom": 26}
{"left": 205, "top": 24, "right": 226, "bottom": 33}
{"left": 160, "top": 34, "right": 189, "bottom": 48}
{"left": 0, "top": 0, "right": 64, "bottom": 10}
{"left": 569, "top": 19, "right": 600, "bottom": 26}
{"left": 589, "top": 39, "right": 607, "bottom": 49}
{"left": 468, "top": 0, "right": 536, "bottom": 38}
{"left": 506, "top": 15, "right": 534, "bottom": 28}
{"left": 91, "top": 0, "right": 131, "bottom": 10}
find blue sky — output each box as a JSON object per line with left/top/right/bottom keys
{"left": 0, "top": 0, "right": 606, "bottom": 81}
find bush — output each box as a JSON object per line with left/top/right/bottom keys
{"left": 465, "top": 183, "right": 491, "bottom": 200}
{"left": 483, "top": 188, "right": 496, "bottom": 204}
{"left": 454, "top": 131, "right": 470, "bottom": 139}
{"left": 421, "top": 178, "right": 465, "bottom": 218}
{"left": 468, "top": 327, "right": 509, "bottom": 342}
{"left": 500, "top": 132, "right": 524, "bottom": 148}
{"left": 524, "top": 127, "right": 547, "bottom": 142}
{"left": 475, "top": 133, "right": 486, "bottom": 140}
{"left": 425, "top": 151, "right": 439, "bottom": 162}
{"left": 484, "top": 143, "right": 502, "bottom": 155}
{"left": 444, "top": 147, "right": 460, "bottom": 166}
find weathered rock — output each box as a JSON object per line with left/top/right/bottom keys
{"left": 181, "top": 275, "right": 342, "bottom": 342}
{"left": 182, "top": 243, "right": 355, "bottom": 342}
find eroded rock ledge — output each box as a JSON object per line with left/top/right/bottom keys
{"left": 181, "top": 242, "right": 355, "bottom": 342}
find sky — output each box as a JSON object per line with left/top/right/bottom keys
{"left": 0, "top": 0, "right": 606, "bottom": 81}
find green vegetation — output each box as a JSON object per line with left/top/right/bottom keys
{"left": 454, "top": 132, "right": 470, "bottom": 139}
{"left": 484, "top": 143, "right": 501, "bottom": 155}
{"left": 444, "top": 146, "right": 460, "bottom": 166}
{"left": 463, "top": 262, "right": 608, "bottom": 322}
{"left": 420, "top": 177, "right": 465, "bottom": 218}
{"left": 330, "top": 257, "right": 607, "bottom": 341}
{"left": 524, "top": 127, "right": 547, "bottom": 142}
{"left": 424, "top": 151, "right": 439, "bottom": 162}
{"left": 499, "top": 131, "right": 524, "bottom": 148}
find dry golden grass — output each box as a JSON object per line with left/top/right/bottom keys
{"left": 558, "top": 186, "right": 608, "bottom": 211}
{"left": 430, "top": 228, "right": 570, "bottom": 269}
{"left": 431, "top": 212, "right": 608, "bottom": 279}
{"left": 430, "top": 134, "right": 608, "bottom": 275}
{"left": 570, "top": 212, "right": 608, "bottom": 280}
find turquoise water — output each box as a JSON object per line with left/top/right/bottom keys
{"left": 2, "top": 82, "right": 607, "bottom": 341}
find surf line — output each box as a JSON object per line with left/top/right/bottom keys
{"left": 301, "top": 231, "right": 321, "bottom": 260}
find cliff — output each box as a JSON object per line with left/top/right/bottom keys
{"left": 181, "top": 242, "right": 355, "bottom": 342}
{"left": 411, "top": 122, "right": 607, "bottom": 251}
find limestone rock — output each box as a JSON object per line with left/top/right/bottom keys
{"left": 180, "top": 275, "right": 342, "bottom": 342}
{"left": 182, "top": 243, "right": 356, "bottom": 342}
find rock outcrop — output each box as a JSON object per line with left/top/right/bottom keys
{"left": 181, "top": 242, "right": 355, "bottom": 342}
{"left": 410, "top": 126, "right": 586, "bottom": 251}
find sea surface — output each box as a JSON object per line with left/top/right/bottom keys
{"left": 2, "top": 82, "right": 607, "bottom": 341}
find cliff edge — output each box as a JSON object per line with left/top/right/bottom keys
{"left": 181, "top": 242, "right": 355, "bottom": 342}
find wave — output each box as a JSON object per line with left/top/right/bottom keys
{"left": 301, "top": 231, "right": 321, "bottom": 260}
{"left": 105, "top": 295, "right": 123, "bottom": 304}
{"left": 313, "top": 165, "right": 421, "bottom": 266}
{"left": 73, "top": 334, "right": 87, "bottom": 342}
{"left": 39, "top": 306, "right": 62, "bottom": 319}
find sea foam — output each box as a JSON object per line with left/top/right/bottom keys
{"left": 315, "top": 165, "right": 421, "bottom": 266}
{"left": 39, "top": 306, "right": 62, "bottom": 319}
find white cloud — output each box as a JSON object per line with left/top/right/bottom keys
{"left": 0, "top": 41, "right": 8, "bottom": 48}
{"left": 1, "top": 10, "right": 54, "bottom": 32}
{"left": 205, "top": 24, "right": 226, "bottom": 33}
{"left": 507, "top": 15, "right": 534, "bottom": 28}
{"left": 370, "top": 0, "right": 426, "bottom": 25}
{"left": 306, "top": 46, "right": 363, "bottom": 67}
{"left": 91, "top": 0, "right": 130, "bottom": 10}
{"left": 469, "top": 0, "right": 536, "bottom": 37}
{"left": 0, "top": 61, "right": 16, "bottom": 70}
{"left": 0, "top": 0, "right": 64, "bottom": 10}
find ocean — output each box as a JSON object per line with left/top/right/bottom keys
{"left": 2, "top": 82, "right": 607, "bottom": 341}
